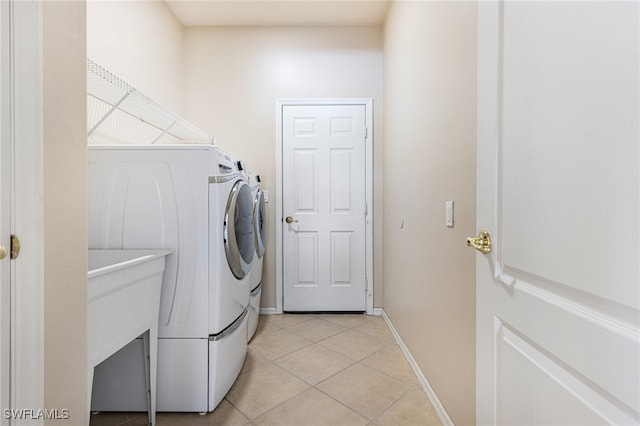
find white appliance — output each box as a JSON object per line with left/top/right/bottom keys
{"left": 88, "top": 144, "right": 254, "bottom": 413}
{"left": 246, "top": 167, "right": 266, "bottom": 341}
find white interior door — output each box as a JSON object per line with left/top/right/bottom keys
{"left": 476, "top": 2, "right": 639, "bottom": 424}
{"left": 0, "top": 1, "right": 9, "bottom": 422}
{"left": 282, "top": 104, "right": 367, "bottom": 312}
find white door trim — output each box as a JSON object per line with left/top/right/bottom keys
{"left": 9, "top": 0, "right": 45, "bottom": 417}
{"left": 276, "top": 98, "right": 374, "bottom": 315}
{"left": 0, "top": 2, "right": 9, "bottom": 421}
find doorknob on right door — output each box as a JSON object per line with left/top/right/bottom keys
{"left": 285, "top": 216, "right": 298, "bottom": 224}
{"left": 466, "top": 230, "right": 492, "bottom": 254}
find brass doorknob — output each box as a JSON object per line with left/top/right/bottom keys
{"left": 285, "top": 216, "right": 298, "bottom": 224}
{"left": 9, "top": 235, "right": 19, "bottom": 259}
{"left": 466, "top": 230, "right": 492, "bottom": 254}
{"left": 0, "top": 246, "right": 6, "bottom": 260}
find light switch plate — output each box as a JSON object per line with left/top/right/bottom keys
{"left": 446, "top": 201, "right": 454, "bottom": 227}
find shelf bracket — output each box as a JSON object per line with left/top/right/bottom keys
{"left": 151, "top": 120, "right": 178, "bottom": 144}
{"left": 88, "top": 90, "right": 133, "bottom": 137}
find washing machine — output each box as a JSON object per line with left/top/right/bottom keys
{"left": 246, "top": 167, "right": 266, "bottom": 341}
{"left": 88, "top": 144, "right": 254, "bottom": 413}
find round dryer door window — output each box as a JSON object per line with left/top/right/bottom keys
{"left": 224, "top": 180, "right": 255, "bottom": 279}
{"left": 254, "top": 188, "right": 266, "bottom": 259}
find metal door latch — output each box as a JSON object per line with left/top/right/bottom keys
{"left": 10, "top": 234, "right": 20, "bottom": 259}
{"left": 0, "top": 235, "right": 20, "bottom": 260}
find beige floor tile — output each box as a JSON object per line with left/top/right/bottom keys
{"left": 275, "top": 343, "right": 355, "bottom": 385}
{"left": 319, "top": 314, "right": 374, "bottom": 329}
{"left": 361, "top": 344, "right": 418, "bottom": 386}
{"left": 89, "top": 412, "right": 131, "bottom": 426}
{"left": 128, "top": 413, "right": 152, "bottom": 426}
{"left": 254, "top": 388, "right": 368, "bottom": 426}
{"left": 285, "top": 318, "right": 346, "bottom": 342}
{"left": 260, "top": 314, "right": 316, "bottom": 329}
{"left": 207, "top": 399, "right": 251, "bottom": 425}
{"left": 155, "top": 412, "right": 210, "bottom": 426}
{"left": 252, "top": 318, "right": 280, "bottom": 338}
{"left": 225, "top": 362, "right": 309, "bottom": 419}
{"left": 319, "top": 329, "right": 390, "bottom": 361}
{"left": 240, "top": 348, "right": 272, "bottom": 374}
{"left": 353, "top": 318, "right": 394, "bottom": 342}
{"left": 248, "top": 328, "right": 313, "bottom": 360}
{"left": 373, "top": 388, "right": 442, "bottom": 426}
{"left": 316, "top": 363, "right": 410, "bottom": 420}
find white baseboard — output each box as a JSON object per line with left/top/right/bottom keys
{"left": 381, "top": 310, "right": 454, "bottom": 426}
{"left": 262, "top": 308, "right": 382, "bottom": 316}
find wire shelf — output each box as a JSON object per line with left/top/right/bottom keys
{"left": 87, "top": 59, "right": 213, "bottom": 144}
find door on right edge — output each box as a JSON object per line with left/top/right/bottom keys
{"left": 476, "top": 2, "right": 639, "bottom": 425}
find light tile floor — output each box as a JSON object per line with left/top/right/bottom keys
{"left": 90, "top": 314, "right": 442, "bottom": 426}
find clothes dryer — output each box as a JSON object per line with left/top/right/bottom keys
{"left": 209, "top": 151, "right": 254, "bottom": 335}
{"left": 246, "top": 167, "right": 266, "bottom": 341}
{"left": 88, "top": 144, "right": 253, "bottom": 413}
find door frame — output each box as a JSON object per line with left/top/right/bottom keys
{"left": 0, "top": 1, "right": 9, "bottom": 420}
{"left": 3, "top": 0, "right": 45, "bottom": 418}
{"left": 275, "top": 98, "right": 374, "bottom": 315}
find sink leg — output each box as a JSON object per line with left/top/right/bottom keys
{"left": 87, "top": 367, "right": 94, "bottom": 426}
{"left": 142, "top": 326, "right": 158, "bottom": 426}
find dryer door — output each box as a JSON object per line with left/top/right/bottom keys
{"left": 224, "top": 180, "right": 254, "bottom": 279}
{"left": 253, "top": 188, "right": 266, "bottom": 259}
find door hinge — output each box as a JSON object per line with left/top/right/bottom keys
{"left": 364, "top": 126, "right": 368, "bottom": 139}
{"left": 10, "top": 234, "right": 20, "bottom": 259}
{"left": 365, "top": 202, "right": 368, "bottom": 217}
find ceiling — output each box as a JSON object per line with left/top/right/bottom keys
{"left": 165, "top": 0, "right": 391, "bottom": 27}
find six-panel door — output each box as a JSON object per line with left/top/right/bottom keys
{"left": 282, "top": 104, "right": 367, "bottom": 311}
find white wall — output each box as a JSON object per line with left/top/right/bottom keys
{"left": 87, "top": 0, "right": 184, "bottom": 113}
{"left": 183, "top": 26, "right": 384, "bottom": 309}
{"left": 43, "top": 1, "right": 88, "bottom": 422}
{"left": 383, "top": 2, "right": 477, "bottom": 424}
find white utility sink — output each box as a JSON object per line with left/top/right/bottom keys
{"left": 87, "top": 249, "right": 171, "bottom": 426}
